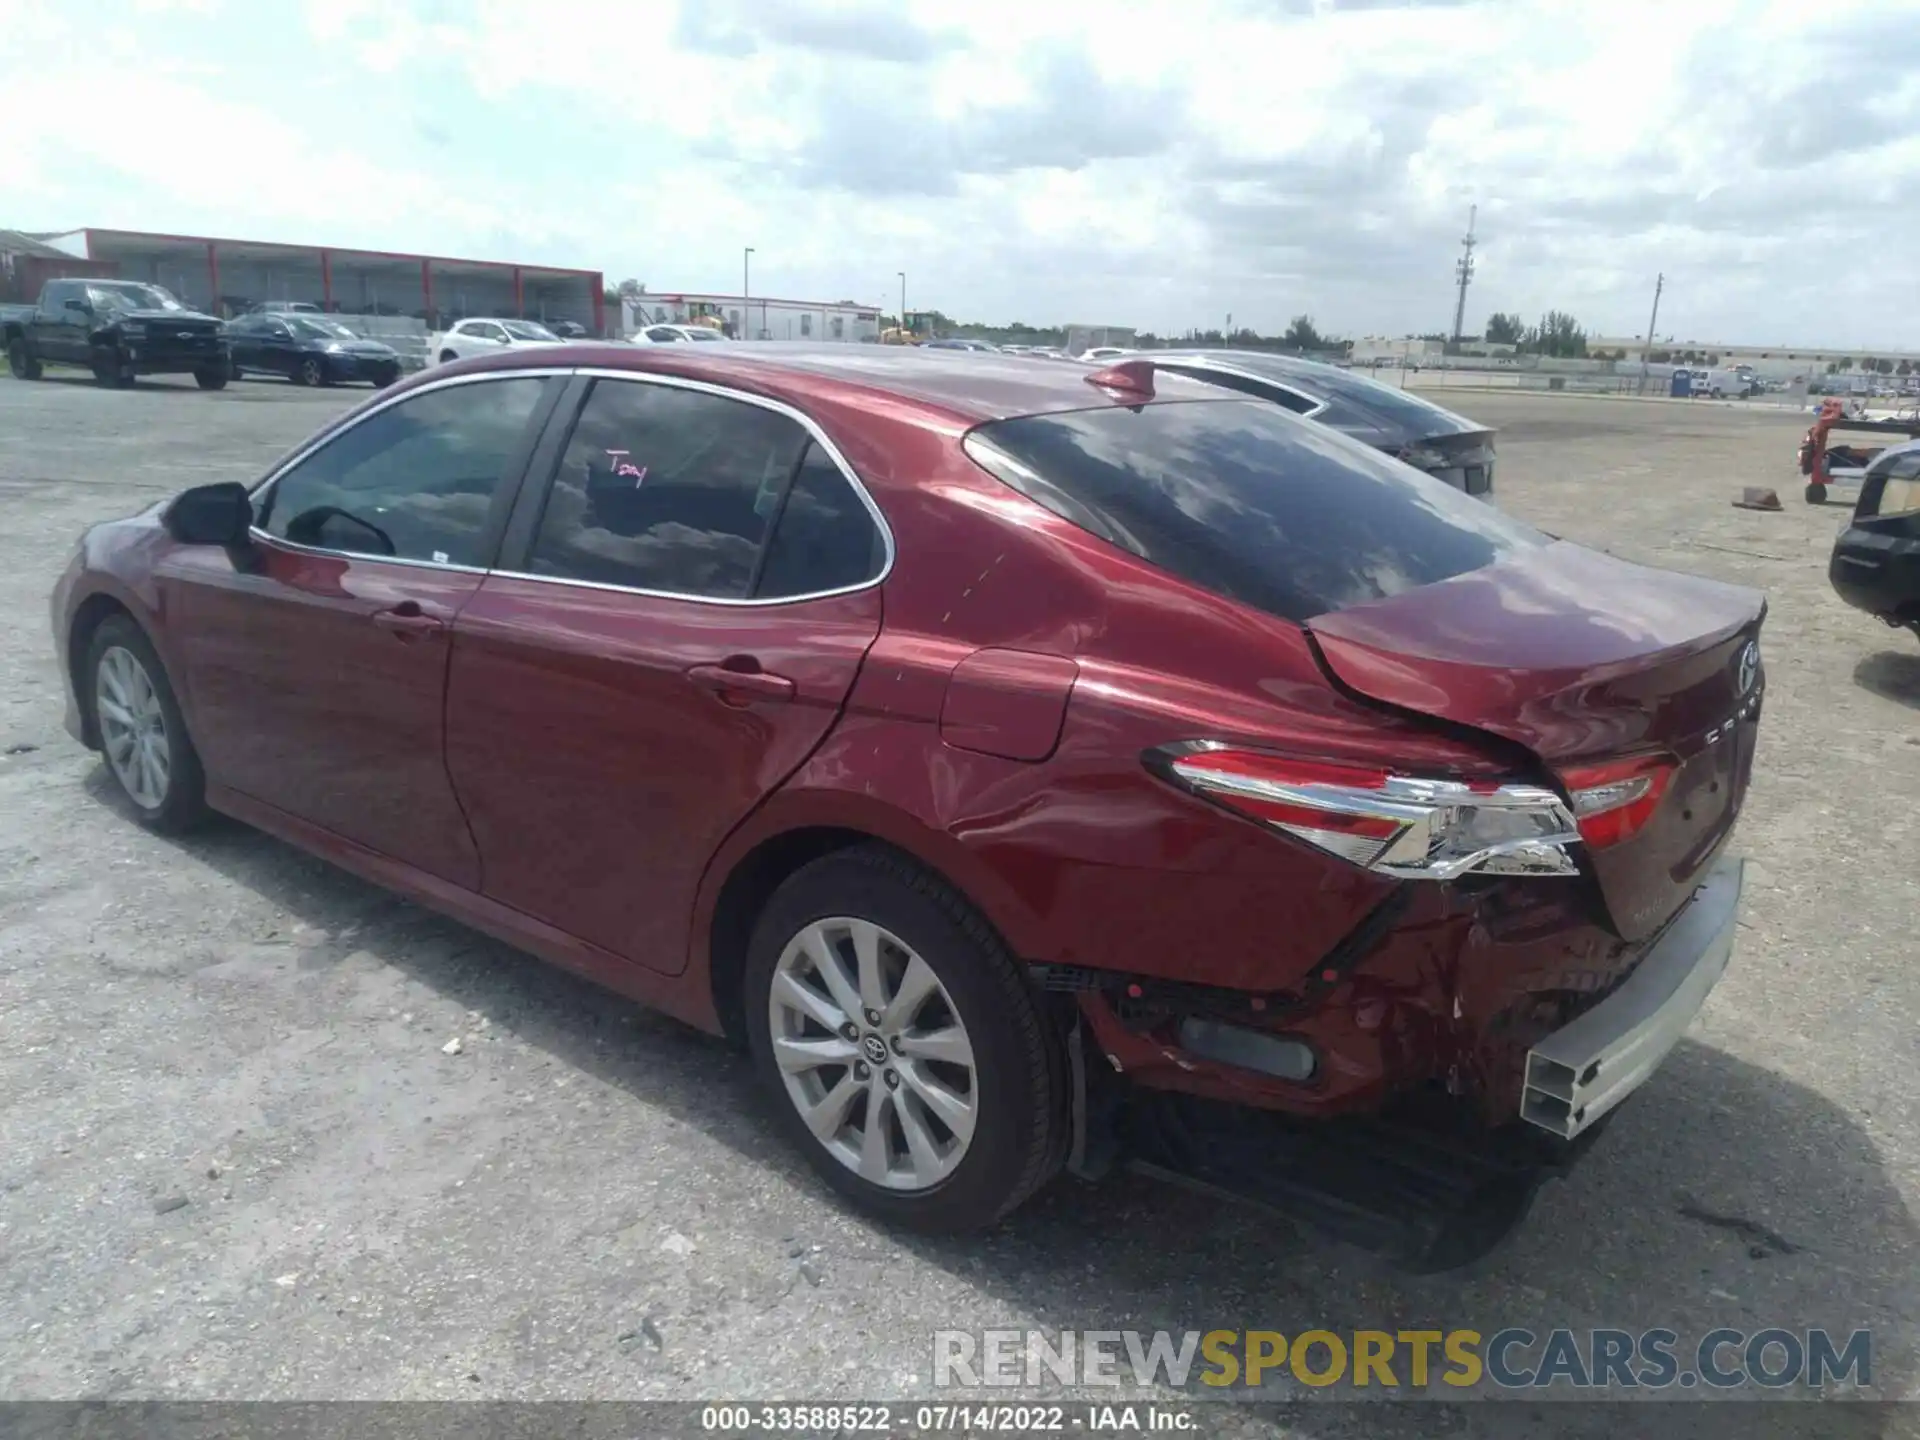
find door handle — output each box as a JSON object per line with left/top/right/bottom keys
{"left": 372, "top": 603, "right": 445, "bottom": 640}
{"left": 687, "top": 662, "right": 796, "bottom": 705}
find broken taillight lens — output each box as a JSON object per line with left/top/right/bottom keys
{"left": 1555, "top": 754, "right": 1676, "bottom": 849}
{"left": 1155, "top": 745, "right": 1582, "bottom": 879}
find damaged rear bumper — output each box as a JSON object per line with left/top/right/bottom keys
{"left": 1520, "top": 855, "right": 1742, "bottom": 1140}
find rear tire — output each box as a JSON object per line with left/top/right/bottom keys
{"left": 744, "top": 845, "right": 1066, "bottom": 1233}
{"left": 294, "top": 355, "right": 326, "bottom": 387}
{"left": 7, "top": 339, "right": 42, "bottom": 380}
{"left": 1806, "top": 483, "right": 1828, "bottom": 505}
{"left": 85, "top": 615, "right": 208, "bottom": 833}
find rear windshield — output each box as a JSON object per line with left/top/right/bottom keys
{"left": 968, "top": 399, "right": 1543, "bottom": 623}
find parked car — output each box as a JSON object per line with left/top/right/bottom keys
{"left": 250, "top": 301, "right": 322, "bottom": 315}
{"left": 1830, "top": 438, "right": 1920, "bottom": 639}
{"left": 547, "top": 320, "right": 589, "bottom": 339}
{"left": 1078, "top": 346, "right": 1132, "bottom": 362}
{"left": 924, "top": 338, "right": 998, "bottom": 352}
{"left": 631, "top": 324, "right": 728, "bottom": 344}
{"left": 5, "top": 278, "right": 227, "bottom": 389}
{"left": 227, "top": 312, "right": 403, "bottom": 388}
{"left": 427, "top": 317, "right": 565, "bottom": 364}
{"left": 1139, "top": 349, "right": 1498, "bottom": 497}
{"left": 53, "top": 344, "right": 1764, "bottom": 1267}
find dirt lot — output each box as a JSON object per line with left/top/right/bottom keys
{"left": 0, "top": 373, "right": 1915, "bottom": 1427}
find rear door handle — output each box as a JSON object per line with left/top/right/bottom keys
{"left": 687, "top": 662, "right": 796, "bottom": 705}
{"left": 372, "top": 603, "right": 445, "bottom": 640}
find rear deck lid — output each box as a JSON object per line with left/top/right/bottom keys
{"left": 1308, "top": 541, "right": 1766, "bottom": 938}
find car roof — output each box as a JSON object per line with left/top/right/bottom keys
{"left": 1144, "top": 347, "right": 1489, "bottom": 439}
{"left": 446, "top": 341, "right": 1234, "bottom": 424}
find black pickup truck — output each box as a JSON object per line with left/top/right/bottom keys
{"left": 4, "top": 278, "right": 228, "bottom": 388}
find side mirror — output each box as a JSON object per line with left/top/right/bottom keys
{"left": 63, "top": 298, "right": 91, "bottom": 313}
{"left": 164, "top": 482, "right": 254, "bottom": 548}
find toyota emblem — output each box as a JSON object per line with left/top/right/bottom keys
{"left": 1736, "top": 640, "right": 1759, "bottom": 696}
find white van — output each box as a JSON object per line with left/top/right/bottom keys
{"left": 1702, "top": 365, "right": 1759, "bottom": 399}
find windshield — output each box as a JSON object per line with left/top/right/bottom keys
{"left": 970, "top": 399, "right": 1543, "bottom": 624}
{"left": 502, "top": 320, "right": 559, "bottom": 341}
{"left": 686, "top": 327, "right": 723, "bottom": 340}
{"left": 290, "top": 317, "right": 359, "bottom": 341}
{"left": 91, "top": 283, "right": 185, "bottom": 313}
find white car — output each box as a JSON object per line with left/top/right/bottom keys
{"left": 1078, "top": 346, "right": 1132, "bottom": 362}
{"left": 631, "top": 323, "right": 728, "bottom": 344}
{"left": 428, "top": 317, "right": 565, "bottom": 365}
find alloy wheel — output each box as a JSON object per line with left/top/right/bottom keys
{"left": 96, "top": 645, "right": 171, "bottom": 810}
{"left": 767, "top": 916, "right": 978, "bottom": 1191}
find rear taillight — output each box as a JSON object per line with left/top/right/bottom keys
{"left": 1156, "top": 745, "right": 1580, "bottom": 880}
{"left": 1556, "top": 755, "right": 1676, "bottom": 849}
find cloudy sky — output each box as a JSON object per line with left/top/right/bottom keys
{"left": 5, "top": 0, "right": 1917, "bottom": 346}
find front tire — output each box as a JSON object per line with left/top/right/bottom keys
{"left": 294, "top": 356, "right": 327, "bottom": 387}
{"left": 93, "top": 347, "right": 135, "bottom": 387}
{"left": 744, "top": 846, "right": 1065, "bottom": 1233}
{"left": 1806, "top": 483, "right": 1828, "bottom": 504}
{"left": 86, "top": 616, "right": 208, "bottom": 832}
{"left": 194, "top": 366, "right": 228, "bottom": 390}
{"left": 7, "top": 339, "right": 42, "bottom": 379}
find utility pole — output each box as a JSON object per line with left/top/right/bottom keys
{"left": 898, "top": 271, "right": 906, "bottom": 337}
{"left": 1637, "top": 272, "right": 1665, "bottom": 396}
{"left": 1449, "top": 204, "right": 1477, "bottom": 348}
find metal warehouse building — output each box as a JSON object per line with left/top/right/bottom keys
{"left": 627, "top": 291, "right": 880, "bottom": 343}
{"left": 37, "top": 228, "right": 606, "bottom": 335}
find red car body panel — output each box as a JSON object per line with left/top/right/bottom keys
{"left": 52, "top": 342, "right": 1766, "bottom": 1140}
{"left": 444, "top": 575, "right": 883, "bottom": 973}
{"left": 162, "top": 542, "right": 486, "bottom": 887}
{"left": 1308, "top": 540, "right": 1765, "bottom": 939}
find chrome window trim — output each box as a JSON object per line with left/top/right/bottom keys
{"left": 1149, "top": 358, "right": 1331, "bottom": 421}
{"left": 244, "top": 365, "right": 897, "bottom": 609}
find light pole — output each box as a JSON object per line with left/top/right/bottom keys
{"left": 898, "top": 271, "right": 906, "bottom": 337}
{"left": 742, "top": 247, "right": 753, "bottom": 340}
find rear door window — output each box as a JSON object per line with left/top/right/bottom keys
{"left": 523, "top": 378, "right": 810, "bottom": 599}
{"left": 968, "top": 400, "right": 1543, "bottom": 623}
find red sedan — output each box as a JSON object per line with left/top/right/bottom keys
{"left": 52, "top": 345, "right": 1765, "bottom": 1267}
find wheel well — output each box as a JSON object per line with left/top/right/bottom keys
{"left": 66, "top": 595, "right": 134, "bottom": 748}
{"left": 706, "top": 826, "right": 892, "bottom": 1045}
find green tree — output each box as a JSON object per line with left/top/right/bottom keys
{"left": 1484, "top": 312, "right": 1525, "bottom": 345}
{"left": 1837, "top": 357, "right": 1854, "bottom": 372}
{"left": 1898, "top": 359, "right": 1913, "bottom": 377}
{"left": 1282, "top": 315, "right": 1326, "bottom": 350}
{"left": 1520, "top": 310, "right": 1589, "bottom": 358}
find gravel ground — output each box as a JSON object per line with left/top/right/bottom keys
{"left": 0, "top": 372, "right": 1915, "bottom": 1432}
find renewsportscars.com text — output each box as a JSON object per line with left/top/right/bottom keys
{"left": 934, "top": 1327, "right": 1871, "bottom": 1391}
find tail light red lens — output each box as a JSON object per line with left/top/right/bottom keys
{"left": 1155, "top": 745, "right": 1582, "bottom": 879}
{"left": 1556, "top": 755, "right": 1676, "bottom": 849}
